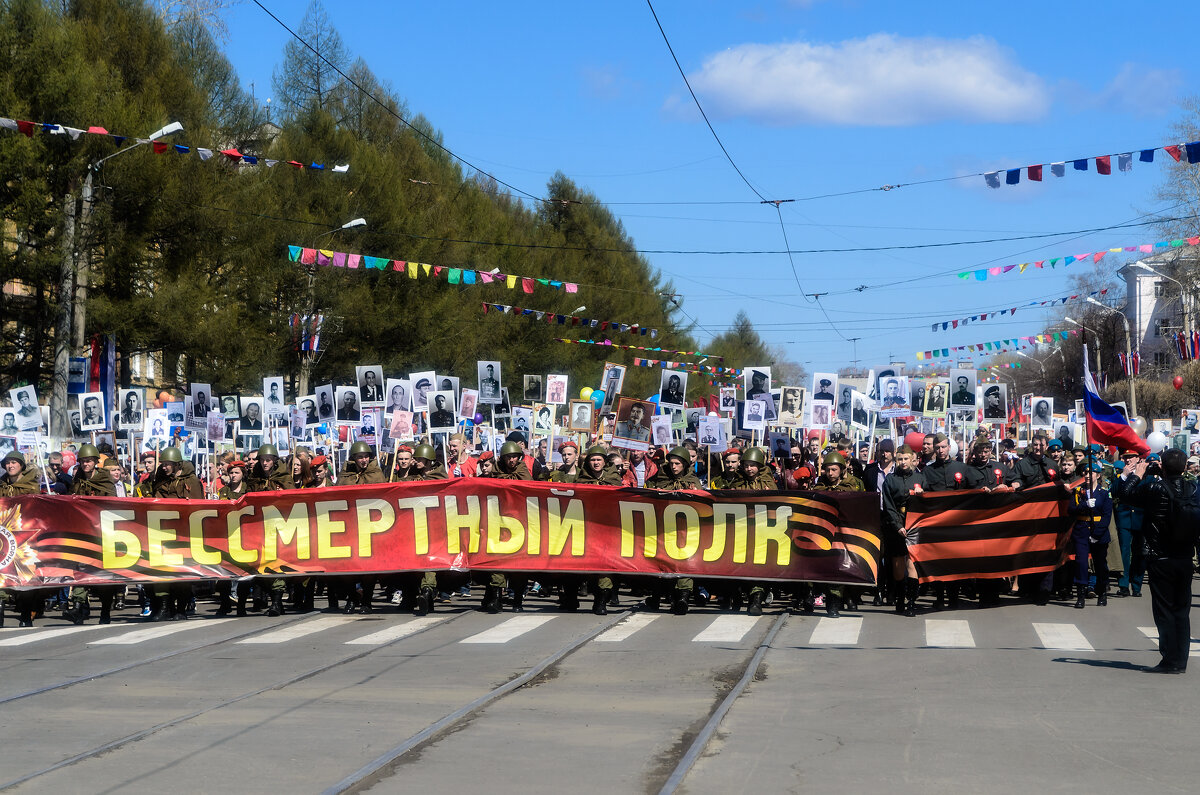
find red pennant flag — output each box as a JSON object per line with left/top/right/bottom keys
{"left": 1027, "top": 164, "right": 1042, "bottom": 181}
{"left": 521, "top": 277, "right": 535, "bottom": 294}
{"left": 86, "top": 126, "right": 108, "bottom": 134}
{"left": 16, "top": 120, "right": 35, "bottom": 137}
{"left": 1165, "top": 145, "right": 1182, "bottom": 162}
{"left": 1095, "top": 155, "right": 1111, "bottom": 175}
{"left": 481, "top": 303, "right": 489, "bottom": 314}
{"left": 220, "top": 147, "right": 243, "bottom": 161}
{"left": 152, "top": 141, "right": 169, "bottom": 154}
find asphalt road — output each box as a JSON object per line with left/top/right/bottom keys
{"left": 1, "top": 584, "right": 1197, "bottom": 794}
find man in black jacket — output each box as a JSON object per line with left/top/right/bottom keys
{"left": 1124, "top": 448, "right": 1199, "bottom": 673}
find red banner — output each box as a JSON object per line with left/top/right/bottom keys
{"left": 0, "top": 481, "right": 881, "bottom": 589}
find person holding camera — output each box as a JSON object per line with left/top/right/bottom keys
{"left": 1123, "top": 448, "right": 1200, "bottom": 673}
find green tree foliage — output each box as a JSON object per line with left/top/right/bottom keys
{"left": 0, "top": 0, "right": 783, "bottom": 416}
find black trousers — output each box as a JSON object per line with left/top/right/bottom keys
{"left": 1148, "top": 557, "right": 1192, "bottom": 670}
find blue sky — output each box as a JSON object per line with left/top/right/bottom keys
{"left": 224, "top": 0, "right": 1196, "bottom": 374}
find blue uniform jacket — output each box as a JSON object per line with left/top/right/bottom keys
{"left": 1070, "top": 485, "right": 1112, "bottom": 544}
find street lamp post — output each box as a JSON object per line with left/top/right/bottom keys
{"left": 1087, "top": 296, "right": 1136, "bottom": 416}
{"left": 296, "top": 218, "right": 367, "bottom": 397}
{"left": 50, "top": 122, "right": 184, "bottom": 436}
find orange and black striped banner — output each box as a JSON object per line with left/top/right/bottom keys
{"left": 905, "top": 482, "right": 1074, "bottom": 583}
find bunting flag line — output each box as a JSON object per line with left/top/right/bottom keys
{"left": 916, "top": 329, "right": 1080, "bottom": 361}
{"left": 1115, "top": 351, "right": 1141, "bottom": 376}
{"left": 0, "top": 116, "right": 348, "bottom": 172}
{"left": 629, "top": 356, "right": 743, "bottom": 376}
{"left": 481, "top": 302, "right": 656, "bottom": 338}
{"left": 983, "top": 140, "right": 1200, "bottom": 189}
{"left": 287, "top": 245, "right": 579, "bottom": 294}
{"left": 550, "top": 338, "right": 723, "bottom": 360}
{"left": 955, "top": 239, "right": 1200, "bottom": 281}
{"left": 932, "top": 289, "right": 1108, "bottom": 331}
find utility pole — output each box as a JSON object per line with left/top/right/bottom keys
{"left": 297, "top": 218, "right": 367, "bottom": 397}
{"left": 49, "top": 122, "right": 183, "bottom": 436}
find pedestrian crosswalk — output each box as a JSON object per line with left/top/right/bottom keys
{"left": 0, "top": 612, "right": 1182, "bottom": 655}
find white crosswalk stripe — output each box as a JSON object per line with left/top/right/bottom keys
{"left": 1137, "top": 626, "right": 1200, "bottom": 656}
{"left": 925, "top": 619, "right": 975, "bottom": 648}
{"left": 691, "top": 615, "right": 760, "bottom": 643}
{"left": 237, "top": 616, "right": 358, "bottom": 645}
{"left": 91, "top": 619, "right": 236, "bottom": 645}
{"left": 345, "top": 616, "right": 451, "bottom": 645}
{"left": 0, "top": 624, "right": 118, "bottom": 647}
{"left": 1032, "top": 622, "right": 1093, "bottom": 651}
{"left": 808, "top": 616, "right": 863, "bottom": 645}
{"left": 595, "top": 614, "right": 659, "bottom": 643}
{"left": 461, "top": 616, "right": 556, "bottom": 644}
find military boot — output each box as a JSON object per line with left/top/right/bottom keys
{"left": 592, "top": 589, "right": 610, "bottom": 616}
{"left": 415, "top": 586, "right": 435, "bottom": 616}
{"left": 671, "top": 590, "right": 690, "bottom": 616}
{"left": 904, "top": 579, "right": 918, "bottom": 618}
{"left": 825, "top": 592, "right": 841, "bottom": 618}
{"left": 559, "top": 590, "right": 580, "bottom": 612}
{"left": 1074, "top": 584, "right": 1086, "bottom": 610}
{"left": 1097, "top": 588, "right": 1108, "bottom": 607}
{"left": 480, "top": 585, "right": 501, "bottom": 614}
{"left": 643, "top": 594, "right": 661, "bottom": 611}
{"left": 747, "top": 591, "right": 763, "bottom": 617}
{"left": 216, "top": 591, "right": 234, "bottom": 617}
{"left": 268, "top": 591, "right": 285, "bottom": 617}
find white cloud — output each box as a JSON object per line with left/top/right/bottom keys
{"left": 1088, "top": 63, "right": 1182, "bottom": 116}
{"left": 681, "top": 33, "right": 1049, "bottom": 126}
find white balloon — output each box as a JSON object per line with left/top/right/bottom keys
{"left": 949, "top": 439, "right": 959, "bottom": 459}
{"left": 1130, "top": 416, "right": 1147, "bottom": 437}
{"left": 707, "top": 411, "right": 719, "bottom": 417}
{"left": 1146, "top": 430, "right": 1169, "bottom": 453}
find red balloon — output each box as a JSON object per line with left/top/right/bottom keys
{"left": 904, "top": 431, "right": 926, "bottom": 451}
{"left": 1174, "top": 376, "right": 1184, "bottom": 390}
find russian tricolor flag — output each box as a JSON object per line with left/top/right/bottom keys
{"left": 1082, "top": 346, "right": 1149, "bottom": 454}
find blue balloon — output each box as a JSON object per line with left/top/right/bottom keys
{"left": 590, "top": 389, "right": 606, "bottom": 408}
{"left": 646, "top": 394, "right": 660, "bottom": 402}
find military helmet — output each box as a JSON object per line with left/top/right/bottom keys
{"left": 349, "top": 441, "right": 373, "bottom": 457}
{"left": 500, "top": 441, "right": 524, "bottom": 457}
{"left": 742, "top": 447, "right": 767, "bottom": 466}
{"left": 257, "top": 443, "right": 279, "bottom": 459}
{"left": 413, "top": 443, "right": 437, "bottom": 462}
{"left": 667, "top": 446, "right": 691, "bottom": 463}
{"left": 159, "top": 446, "right": 183, "bottom": 463}
{"left": 2, "top": 450, "right": 25, "bottom": 466}
{"left": 821, "top": 451, "right": 847, "bottom": 467}
{"left": 77, "top": 443, "right": 101, "bottom": 460}
{"left": 585, "top": 444, "right": 608, "bottom": 460}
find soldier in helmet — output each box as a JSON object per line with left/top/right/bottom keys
{"left": 339, "top": 441, "right": 385, "bottom": 485}
{"left": 479, "top": 441, "right": 533, "bottom": 613}
{"left": 721, "top": 447, "right": 778, "bottom": 616}
{"left": 561, "top": 444, "right": 622, "bottom": 613}
{"left": 797, "top": 451, "right": 864, "bottom": 618}
{"left": 147, "top": 446, "right": 203, "bottom": 620}
{"left": 243, "top": 443, "right": 293, "bottom": 617}
{"left": 62, "top": 444, "right": 119, "bottom": 624}
{"left": 386, "top": 443, "right": 446, "bottom": 616}
{"left": 0, "top": 450, "right": 40, "bottom": 497}
{"left": 2, "top": 450, "right": 47, "bottom": 627}
{"left": 646, "top": 446, "right": 703, "bottom": 615}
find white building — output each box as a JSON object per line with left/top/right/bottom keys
{"left": 1118, "top": 256, "right": 1192, "bottom": 373}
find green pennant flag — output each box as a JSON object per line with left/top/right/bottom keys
{"left": 448, "top": 268, "right": 462, "bottom": 284}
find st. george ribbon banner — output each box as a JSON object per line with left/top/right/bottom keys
{"left": 904, "top": 482, "right": 1075, "bottom": 584}
{"left": 0, "top": 481, "right": 882, "bottom": 590}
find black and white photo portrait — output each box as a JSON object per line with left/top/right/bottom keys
{"left": 79, "top": 391, "right": 106, "bottom": 432}
{"left": 9, "top": 385, "right": 42, "bottom": 432}
{"left": 316, "top": 385, "right": 335, "bottom": 420}
{"left": 118, "top": 388, "right": 144, "bottom": 430}
{"left": 658, "top": 371, "right": 687, "bottom": 411}
{"left": 778, "top": 386, "right": 804, "bottom": 426}
{"left": 719, "top": 387, "right": 736, "bottom": 413}
{"left": 239, "top": 396, "right": 264, "bottom": 431}
{"left": 428, "top": 391, "right": 456, "bottom": 432}
{"left": 949, "top": 369, "right": 977, "bottom": 410}
{"left": 983, "top": 383, "right": 1007, "bottom": 421}
{"left": 263, "top": 376, "right": 286, "bottom": 416}
{"left": 410, "top": 372, "right": 435, "bottom": 411}
{"left": 385, "top": 378, "right": 410, "bottom": 416}
{"left": 335, "top": 387, "right": 360, "bottom": 423}
{"left": 477, "top": 361, "right": 502, "bottom": 404}
{"left": 1030, "top": 397, "right": 1054, "bottom": 429}
{"left": 569, "top": 400, "right": 594, "bottom": 431}
{"left": 812, "top": 372, "right": 837, "bottom": 404}
{"left": 523, "top": 374, "right": 543, "bottom": 402}
{"left": 357, "top": 365, "right": 385, "bottom": 406}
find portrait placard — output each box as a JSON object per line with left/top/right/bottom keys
{"left": 949, "top": 369, "right": 977, "bottom": 411}
{"left": 982, "top": 382, "right": 1008, "bottom": 422}
{"left": 719, "top": 387, "right": 737, "bottom": 414}
{"left": 523, "top": 374, "right": 542, "bottom": 403}
{"left": 651, "top": 414, "right": 673, "bottom": 447}
{"left": 458, "top": 388, "right": 479, "bottom": 424}
{"left": 334, "top": 387, "right": 360, "bottom": 424}
{"left": 79, "top": 391, "right": 106, "bottom": 432}
{"left": 850, "top": 389, "right": 870, "bottom": 433}
{"left": 546, "top": 374, "right": 568, "bottom": 406}
{"left": 778, "top": 386, "right": 804, "bottom": 427}
{"left": 923, "top": 381, "right": 948, "bottom": 417}
{"left": 239, "top": 396, "right": 265, "bottom": 432}
{"left": 427, "top": 391, "right": 457, "bottom": 433}
{"left": 410, "top": 371, "right": 435, "bottom": 411}
{"left": 263, "top": 376, "right": 287, "bottom": 415}
{"left": 698, "top": 417, "right": 725, "bottom": 451}
{"left": 356, "top": 366, "right": 385, "bottom": 407}
{"left": 8, "top": 385, "right": 42, "bottom": 432}
{"left": 533, "top": 403, "right": 554, "bottom": 435}
{"left": 477, "top": 361, "right": 502, "bottom": 404}
{"left": 743, "top": 399, "right": 767, "bottom": 432}
{"left": 658, "top": 370, "right": 687, "bottom": 411}
{"left": 611, "top": 397, "right": 653, "bottom": 452}
{"left": 569, "top": 400, "right": 594, "bottom": 432}
{"left": 1030, "top": 397, "right": 1054, "bottom": 429}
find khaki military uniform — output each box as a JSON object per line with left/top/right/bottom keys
{"left": 70, "top": 466, "right": 117, "bottom": 497}
{"left": 338, "top": 460, "right": 386, "bottom": 485}
{"left": 0, "top": 465, "right": 41, "bottom": 496}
